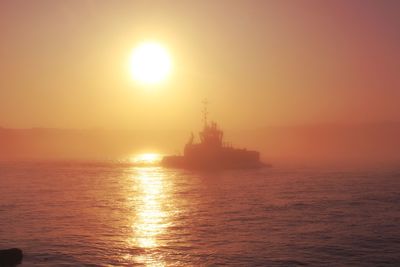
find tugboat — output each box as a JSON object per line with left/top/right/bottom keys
{"left": 162, "top": 101, "right": 266, "bottom": 169}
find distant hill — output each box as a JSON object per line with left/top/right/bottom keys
{"left": 230, "top": 122, "right": 400, "bottom": 166}
{"left": 0, "top": 128, "right": 185, "bottom": 161}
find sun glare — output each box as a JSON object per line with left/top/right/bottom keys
{"left": 133, "top": 153, "right": 162, "bottom": 165}
{"left": 129, "top": 42, "right": 172, "bottom": 85}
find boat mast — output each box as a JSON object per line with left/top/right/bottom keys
{"left": 202, "top": 98, "right": 209, "bottom": 127}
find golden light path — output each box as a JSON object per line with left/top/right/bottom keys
{"left": 128, "top": 165, "right": 172, "bottom": 266}
{"left": 135, "top": 168, "right": 166, "bottom": 248}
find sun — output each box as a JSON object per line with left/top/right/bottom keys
{"left": 129, "top": 42, "right": 172, "bottom": 85}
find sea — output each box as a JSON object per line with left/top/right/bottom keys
{"left": 0, "top": 161, "right": 399, "bottom": 266}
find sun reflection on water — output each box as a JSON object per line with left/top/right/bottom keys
{"left": 132, "top": 153, "right": 162, "bottom": 166}
{"left": 129, "top": 166, "right": 171, "bottom": 266}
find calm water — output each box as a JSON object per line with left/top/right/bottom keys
{"left": 0, "top": 162, "right": 399, "bottom": 266}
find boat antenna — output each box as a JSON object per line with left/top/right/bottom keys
{"left": 202, "top": 98, "right": 209, "bottom": 127}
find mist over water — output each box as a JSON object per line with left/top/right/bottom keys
{"left": 2, "top": 122, "right": 400, "bottom": 166}
{"left": 0, "top": 161, "right": 399, "bottom": 266}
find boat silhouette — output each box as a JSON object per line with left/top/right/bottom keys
{"left": 162, "top": 101, "right": 266, "bottom": 169}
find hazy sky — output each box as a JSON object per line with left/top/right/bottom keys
{"left": 1, "top": 0, "right": 399, "bottom": 130}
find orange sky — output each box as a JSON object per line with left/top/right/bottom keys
{"left": 0, "top": 1, "right": 399, "bottom": 130}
